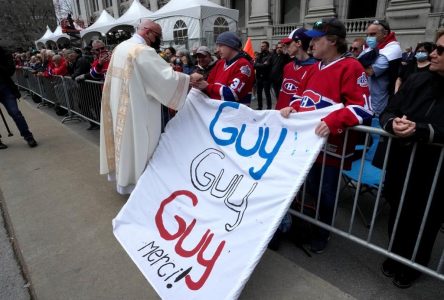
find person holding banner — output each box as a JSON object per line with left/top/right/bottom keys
{"left": 190, "top": 31, "right": 255, "bottom": 105}
{"left": 281, "top": 18, "right": 372, "bottom": 253}
{"left": 100, "top": 19, "right": 201, "bottom": 195}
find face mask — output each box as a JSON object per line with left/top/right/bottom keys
{"left": 366, "top": 36, "right": 377, "bottom": 49}
{"left": 415, "top": 52, "right": 428, "bottom": 62}
{"left": 151, "top": 36, "right": 161, "bottom": 51}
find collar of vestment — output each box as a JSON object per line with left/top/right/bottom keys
{"left": 132, "top": 33, "right": 147, "bottom": 45}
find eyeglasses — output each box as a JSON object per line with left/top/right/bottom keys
{"left": 351, "top": 47, "right": 359, "bottom": 51}
{"left": 435, "top": 44, "right": 444, "bottom": 56}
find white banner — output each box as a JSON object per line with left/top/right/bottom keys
{"left": 113, "top": 89, "right": 342, "bottom": 299}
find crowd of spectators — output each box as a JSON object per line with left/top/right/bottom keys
{"left": 7, "top": 20, "right": 444, "bottom": 290}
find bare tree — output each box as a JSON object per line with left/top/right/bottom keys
{"left": 53, "top": 0, "right": 75, "bottom": 21}
{"left": 0, "top": 0, "right": 57, "bottom": 50}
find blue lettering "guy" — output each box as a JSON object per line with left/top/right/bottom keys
{"left": 209, "top": 101, "right": 287, "bottom": 180}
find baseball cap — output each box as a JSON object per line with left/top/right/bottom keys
{"left": 305, "top": 18, "right": 347, "bottom": 39}
{"left": 281, "top": 28, "right": 310, "bottom": 45}
{"left": 280, "top": 37, "right": 292, "bottom": 44}
{"left": 195, "top": 46, "right": 211, "bottom": 56}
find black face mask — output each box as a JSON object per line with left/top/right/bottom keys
{"left": 151, "top": 36, "right": 161, "bottom": 51}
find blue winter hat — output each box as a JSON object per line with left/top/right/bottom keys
{"left": 216, "top": 31, "right": 242, "bottom": 50}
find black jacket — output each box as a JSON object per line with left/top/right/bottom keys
{"left": 268, "top": 52, "right": 291, "bottom": 82}
{"left": 380, "top": 70, "right": 444, "bottom": 144}
{"left": 0, "top": 46, "right": 21, "bottom": 99}
{"left": 70, "top": 55, "right": 93, "bottom": 79}
{"left": 254, "top": 50, "right": 271, "bottom": 80}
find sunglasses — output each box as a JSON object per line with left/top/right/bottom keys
{"left": 372, "top": 20, "right": 390, "bottom": 31}
{"left": 313, "top": 20, "right": 325, "bottom": 31}
{"left": 351, "top": 47, "right": 359, "bottom": 51}
{"left": 435, "top": 44, "right": 444, "bottom": 56}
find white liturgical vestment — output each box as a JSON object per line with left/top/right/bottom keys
{"left": 100, "top": 35, "right": 190, "bottom": 194}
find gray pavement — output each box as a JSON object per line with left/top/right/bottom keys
{"left": 0, "top": 191, "right": 30, "bottom": 300}
{"left": 0, "top": 97, "right": 354, "bottom": 299}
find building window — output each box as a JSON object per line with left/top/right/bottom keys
{"left": 348, "top": 0, "right": 377, "bottom": 18}
{"left": 76, "top": 0, "right": 81, "bottom": 15}
{"left": 92, "top": 0, "right": 100, "bottom": 12}
{"left": 231, "top": 0, "right": 245, "bottom": 28}
{"left": 104, "top": 0, "right": 113, "bottom": 8}
{"left": 281, "top": 0, "right": 300, "bottom": 24}
{"left": 173, "top": 20, "right": 188, "bottom": 45}
{"left": 213, "top": 17, "right": 229, "bottom": 42}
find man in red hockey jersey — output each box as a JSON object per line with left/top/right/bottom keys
{"left": 281, "top": 18, "right": 373, "bottom": 253}
{"left": 191, "top": 31, "right": 254, "bottom": 105}
{"left": 275, "top": 27, "right": 317, "bottom": 110}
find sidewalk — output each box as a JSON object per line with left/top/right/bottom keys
{"left": 0, "top": 98, "right": 354, "bottom": 300}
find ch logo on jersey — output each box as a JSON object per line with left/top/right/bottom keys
{"left": 281, "top": 78, "right": 298, "bottom": 95}
{"left": 300, "top": 90, "right": 322, "bottom": 110}
{"left": 357, "top": 72, "right": 368, "bottom": 87}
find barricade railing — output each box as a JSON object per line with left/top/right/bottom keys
{"left": 290, "top": 123, "right": 444, "bottom": 282}
{"left": 14, "top": 69, "right": 103, "bottom": 125}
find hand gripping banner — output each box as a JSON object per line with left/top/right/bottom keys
{"left": 113, "top": 89, "right": 342, "bottom": 299}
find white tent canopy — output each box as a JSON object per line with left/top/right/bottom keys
{"left": 110, "top": 0, "right": 153, "bottom": 30}
{"left": 49, "top": 25, "right": 71, "bottom": 43}
{"left": 149, "top": 0, "right": 238, "bottom": 49}
{"left": 35, "top": 26, "right": 54, "bottom": 46}
{"left": 80, "top": 10, "right": 117, "bottom": 38}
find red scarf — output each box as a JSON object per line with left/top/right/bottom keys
{"left": 377, "top": 32, "right": 397, "bottom": 50}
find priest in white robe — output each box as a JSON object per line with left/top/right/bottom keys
{"left": 100, "top": 20, "right": 197, "bottom": 194}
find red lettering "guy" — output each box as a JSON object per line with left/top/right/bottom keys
{"left": 155, "top": 190, "right": 226, "bottom": 291}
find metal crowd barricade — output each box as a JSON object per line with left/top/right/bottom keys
{"left": 13, "top": 70, "right": 104, "bottom": 125}
{"left": 14, "top": 68, "right": 29, "bottom": 90}
{"left": 290, "top": 124, "right": 444, "bottom": 282}
{"left": 70, "top": 79, "right": 103, "bottom": 125}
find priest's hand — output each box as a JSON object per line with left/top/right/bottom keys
{"left": 191, "top": 79, "right": 209, "bottom": 90}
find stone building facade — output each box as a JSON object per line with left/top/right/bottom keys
{"left": 72, "top": 0, "right": 444, "bottom": 48}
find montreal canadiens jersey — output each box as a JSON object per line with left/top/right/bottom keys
{"left": 290, "top": 57, "right": 372, "bottom": 135}
{"left": 205, "top": 56, "right": 255, "bottom": 104}
{"left": 275, "top": 58, "right": 317, "bottom": 110}
{"left": 290, "top": 57, "right": 373, "bottom": 168}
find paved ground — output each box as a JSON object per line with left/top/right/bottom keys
{"left": 1, "top": 93, "right": 443, "bottom": 299}
{"left": 0, "top": 96, "right": 355, "bottom": 300}
{"left": 0, "top": 191, "right": 30, "bottom": 300}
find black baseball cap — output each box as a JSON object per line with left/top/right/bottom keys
{"left": 305, "top": 18, "right": 347, "bottom": 39}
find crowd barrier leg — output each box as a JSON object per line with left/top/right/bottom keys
{"left": 61, "top": 77, "right": 82, "bottom": 123}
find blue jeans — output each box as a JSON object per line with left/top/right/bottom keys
{"left": 305, "top": 163, "right": 341, "bottom": 239}
{"left": 0, "top": 82, "right": 33, "bottom": 139}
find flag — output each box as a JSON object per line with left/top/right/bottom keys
{"left": 243, "top": 37, "right": 254, "bottom": 58}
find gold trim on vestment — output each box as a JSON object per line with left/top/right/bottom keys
{"left": 102, "top": 44, "right": 145, "bottom": 176}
